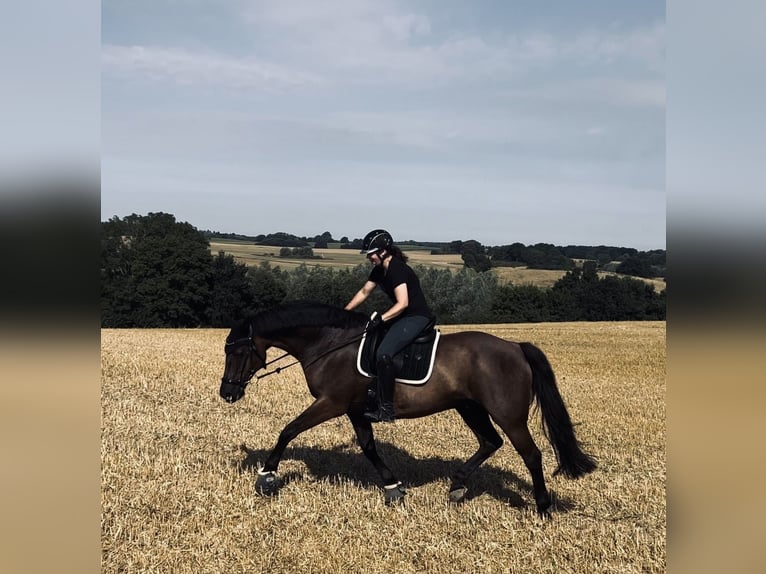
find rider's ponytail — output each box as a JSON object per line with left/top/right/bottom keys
{"left": 388, "top": 244, "right": 408, "bottom": 263}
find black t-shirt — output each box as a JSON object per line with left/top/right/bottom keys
{"left": 369, "top": 257, "right": 434, "bottom": 319}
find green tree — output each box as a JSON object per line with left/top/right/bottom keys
{"left": 207, "top": 252, "right": 258, "bottom": 327}
{"left": 586, "top": 276, "right": 665, "bottom": 320}
{"left": 281, "top": 263, "right": 373, "bottom": 309}
{"left": 462, "top": 251, "right": 492, "bottom": 272}
{"left": 582, "top": 260, "right": 599, "bottom": 282}
{"left": 450, "top": 267, "right": 498, "bottom": 322}
{"left": 491, "top": 284, "right": 552, "bottom": 322}
{"left": 101, "top": 212, "right": 212, "bottom": 327}
{"left": 419, "top": 266, "right": 497, "bottom": 323}
{"left": 418, "top": 267, "right": 455, "bottom": 322}
{"left": 550, "top": 267, "right": 665, "bottom": 321}
{"left": 488, "top": 242, "right": 527, "bottom": 263}
{"left": 617, "top": 255, "right": 655, "bottom": 278}
{"left": 257, "top": 232, "right": 309, "bottom": 247}
{"left": 312, "top": 231, "right": 334, "bottom": 248}
{"left": 459, "top": 240, "right": 492, "bottom": 272}
{"left": 247, "top": 261, "right": 288, "bottom": 313}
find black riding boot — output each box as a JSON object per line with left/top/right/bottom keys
{"left": 364, "top": 355, "right": 396, "bottom": 423}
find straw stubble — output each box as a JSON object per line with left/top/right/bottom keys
{"left": 102, "top": 322, "right": 665, "bottom": 573}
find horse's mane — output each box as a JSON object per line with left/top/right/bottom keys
{"left": 228, "top": 301, "right": 367, "bottom": 341}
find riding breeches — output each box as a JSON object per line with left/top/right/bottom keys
{"left": 376, "top": 315, "right": 431, "bottom": 363}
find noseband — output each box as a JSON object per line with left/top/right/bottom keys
{"left": 222, "top": 336, "right": 264, "bottom": 389}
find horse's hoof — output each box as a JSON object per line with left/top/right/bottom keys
{"left": 448, "top": 486, "right": 468, "bottom": 504}
{"left": 256, "top": 471, "right": 279, "bottom": 497}
{"left": 384, "top": 482, "right": 406, "bottom": 506}
{"left": 536, "top": 504, "right": 552, "bottom": 520}
{"left": 536, "top": 493, "right": 554, "bottom": 518}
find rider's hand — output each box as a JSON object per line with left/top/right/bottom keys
{"left": 366, "top": 313, "right": 384, "bottom": 332}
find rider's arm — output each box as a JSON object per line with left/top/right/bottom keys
{"left": 344, "top": 280, "right": 377, "bottom": 311}
{"left": 381, "top": 283, "right": 409, "bottom": 322}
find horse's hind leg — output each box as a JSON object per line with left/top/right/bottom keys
{"left": 449, "top": 402, "right": 504, "bottom": 503}
{"left": 347, "top": 413, "right": 405, "bottom": 505}
{"left": 497, "top": 419, "right": 551, "bottom": 517}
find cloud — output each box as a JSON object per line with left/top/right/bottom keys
{"left": 238, "top": 1, "right": 663, "bottom": 83}
{"left": 565, "top": 21, "right": 665, "bottom": 71}
{"left": 518, "top": 76, "right": 665, "bottom": 108}
{"left": 101, "top": 44, "right": 320, "bottom": 91}
{"left": 103, "top": 2, "right": 663, "bottom": 107}
{"left": 101, "top": 2, "right": 665, "bottom": 249}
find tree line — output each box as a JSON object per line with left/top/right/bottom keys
{"left": 206, "top": 230, "right": 665, "bottom": 280}
{"left": 104, "top": 213, "right": 665, "bottom": 328}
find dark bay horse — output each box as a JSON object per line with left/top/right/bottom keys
{"left": 219, "top": 301, "right": 596, "bottom": 516}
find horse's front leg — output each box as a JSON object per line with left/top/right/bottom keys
{"left": 256, "top": 397, "right": 344, "bottom": 496}
{"left": 347, "top": 412, "right": 406, "bottom": 505}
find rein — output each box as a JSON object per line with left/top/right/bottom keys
{"left": 226, "top": 329, "right": 368, "bottom": 383}
{"left": 256, "top": 330, "right": 367, "bottom": 380}
{"left": 254, "top": 350, "right": 295, "bottom": 380}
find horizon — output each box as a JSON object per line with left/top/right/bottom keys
{"left": 106, "top": 212, "right": 662, "bottom": 251}
{"left": 104, "top": 210, "right": 667, "bottom": 251}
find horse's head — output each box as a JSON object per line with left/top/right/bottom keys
{"left": 220, "top": 322, "right": 265, "bottom": 403}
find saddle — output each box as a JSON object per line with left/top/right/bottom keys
{"left": 356, "top": 319, "right": 440, "bottom": 385}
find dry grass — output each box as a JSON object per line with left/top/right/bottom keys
{"left": 489, "top": 267, "right": 666, "bottom": 291}
{"left": 102, "top": 322, "right": 665, "bottom": 573}
{"left": 491, "top": 267, "right": 570, "bottom": 289}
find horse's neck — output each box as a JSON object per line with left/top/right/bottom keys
{"left": 263, "top": 328, "right": 328, "bottom": 363}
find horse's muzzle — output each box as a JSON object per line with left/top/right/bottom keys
{"left": 220, "top": 379, "right": 246, "bottom": 403}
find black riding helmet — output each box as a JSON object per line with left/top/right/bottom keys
{"left": 360, "top": 229, "right": 393, "bottom": 254}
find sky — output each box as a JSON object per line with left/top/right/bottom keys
{"left": 101, "top": 0, "right": 666, "bottom": 250}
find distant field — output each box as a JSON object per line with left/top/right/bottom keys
{"left": 210, "top": 241, "right": 464, "bottom": 272}
{"left": 102, "top": 321, "right": 665, "bottom": 573}
{"left": 492, "top": 266, "right": 667, "bottom": 291}
{"left": 210, "top": 240, "right": 666, "bottom": 291}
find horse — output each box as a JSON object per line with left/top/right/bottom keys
{"left": 219, "top": 301, "right": 596, "bottom": 516}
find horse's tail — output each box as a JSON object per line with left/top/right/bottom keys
{"left": 520, "top": 342, "right": 597, "bottom": 479}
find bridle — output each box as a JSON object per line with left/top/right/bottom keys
{"left": 222, "top": 328, "right": 369, "bottom": 390}
{"left": 221, "top": 336, "right": 272, "bottom": 391}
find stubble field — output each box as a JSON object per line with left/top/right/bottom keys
{"left": 101, "top": 321, "right": 665, "bottom": 573}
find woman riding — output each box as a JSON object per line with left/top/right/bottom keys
{"left": 345, "top": 229, "right": 435, "bottom": 423}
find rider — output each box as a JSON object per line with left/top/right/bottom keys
{"left": 345, "top": 229, "right": 435, "bottom": 423}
